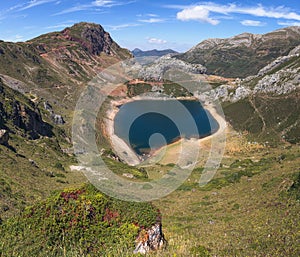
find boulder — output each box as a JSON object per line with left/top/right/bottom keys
{"left": 52, "top": 114, "right": 65, "bottom": 125}
{"left": 0, "top": 129, "right": 9, "bottom": 145}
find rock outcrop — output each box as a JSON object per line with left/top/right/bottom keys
{"left": 43, "top": 101, "right": 65, "bottom": 125}
{"left": 134, "top": 223, "right": 166, "bottom": 254}
{"left": 200, "top": 43, "right": 300, "bottom": 144}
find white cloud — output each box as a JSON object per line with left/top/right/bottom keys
{"left": 232, "top": 5, "right": 300, "bottom": 20}
{"left": 147, "top": 13, "right": 158, "bottom": 17}
{"left": 137, "top": 13, "right": 158, "bottom": 17}
{"left": 241, "top": 20, "right": 265, "bottom": 26}
{"left": 19, "top": 0, "right": 58, "bottom": 11}
{"left": 147, "top": 37, "right": 167, "bottom": 44}
{"left": 3, "top": 34, "right": 24, "bottom": 42}
{"left": 278, "top": 21, "right": 300, "bottom": 26}
{"left": 54, "top": 5, "right": 89, "bottom": 15}
{"left": 177, "top": 6, "right": 219, "bottom": 25}
{"left": 45, "top": 23, "right": 76, "bottom": 29}
{"left": 15, "top": 35, "right": 24, "bottom": 40}
{"left": 92, "top": 0, "right": 115, "bottom": 7}
{"left": 138, "top": 18, "right": 165, "bottom": 23}
{"left": 54, "top": 0, "right": 131, "bottom": 15}
{"left": 0, "top": 0, "right": 57, "bottom": 19}
{"left": 173, "top": 2, "right": 300, "bottom": 25}
{"left": 106, "top": 23, "right": 140, "bottom": 31}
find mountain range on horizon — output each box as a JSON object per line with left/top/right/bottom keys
{"left": 0, "top": 22, "right": 299, "bottom": 256}
{"left": 177, "top": 26, "right": 300, "bottom": 78}
{"left": 131, "top": 48, "right": 178, "bottom": 57}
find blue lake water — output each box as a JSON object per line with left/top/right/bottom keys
{"left": 114, "top": 100, "right": 219, "bottom": 155}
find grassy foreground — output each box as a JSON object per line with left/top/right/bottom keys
{"left": 1, "top": 142, "right": 299, "bottom": 256}
{"left": 152, "top": 143, "right": 300, "bottom": 257}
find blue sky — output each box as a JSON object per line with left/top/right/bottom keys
{"left": 0, "top": 0, "right": 300, "bottom": 52}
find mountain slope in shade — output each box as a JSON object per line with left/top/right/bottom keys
{"left": 132, "top": 48, "right": 178, "bottom": 57}
{"left": 177, "top": 26, "right": 300, "bottom": 78}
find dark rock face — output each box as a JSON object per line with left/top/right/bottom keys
{"left": 11, "top": 101, "right": 53, "bottom": 139}
{"left": 43, "top": 101, "right": 52, "bottom": 112}
{"left": 0, "top": 79, "right": 53, "bottom": 140}
{"left": 82, "top": 26, "right": 113, "bottom": 55}
{"left": 134, "top": 223, "right": 166, "bottom": 254}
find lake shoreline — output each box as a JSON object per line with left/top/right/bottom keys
{"left": 104, "top": 95, "right": 226, "bottom": 166}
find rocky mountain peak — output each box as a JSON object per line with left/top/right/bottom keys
{"left": 29, "top": 22, "right": 131, "bottom": 59}
{"left": 61, "top": 22, "right": 115, "bottom": 55}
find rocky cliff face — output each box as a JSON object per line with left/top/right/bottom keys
{"left": 0, "top": 76, "right": 74, "bottom": 218}
{"left": 178, "top": 26, "right": 300, "bottom": 78}
{"left": 31, "top": 22, "right": 131, "bottom": 59}
{"left": 0, "top": 78, "right": 53, "bottom": 139}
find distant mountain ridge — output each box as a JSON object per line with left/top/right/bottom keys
{"left": 178, "top": 26, "right": 300, "bottom": 78}
{"left": 132, "top": 48, "right": 178, "bottom": 57}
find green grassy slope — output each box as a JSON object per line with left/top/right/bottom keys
{"left": 223, "top": 54, "right": 300, "bottom": 145}
{"left": 224, "top": 93, "right": 300, "bottom": 145}
{"left": 0, "top": 78, "right": 86, "bottom": 218}
{"left": 154, "top": 144, "right": 300, "bottom": 256}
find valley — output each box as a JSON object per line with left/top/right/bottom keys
{"left": 0, "top": 22, "right": 299, "bottom": 256}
